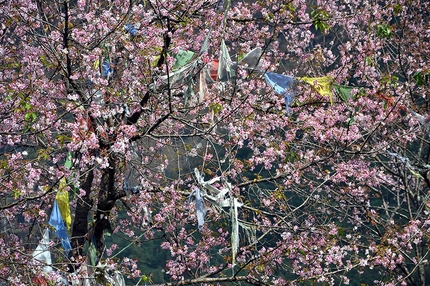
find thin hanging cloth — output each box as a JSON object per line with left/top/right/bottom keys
{"left": 333, "top": 84, "right": 354, "bottom": 103}
{"left": 173, "top": 50, "right": 195, "bottom": 70}
{"left": 239, "top": 47, "right": 262, "bottom": 71}
{"left": 199, "top": 30, "right": 211, "bottom": 56}
{"left": 264, "top": 72, "right": 295, "bottom": 112}
{"left": 49, "top": 201, "right": 72, "bottom": 255}
{"left": 218, "top": 39, "right": 236, "bottom": 82}
{"left": 198, "top": 69, "right": 209, "bottom": 103}
{"left": 188, "top": 188, "right": 207, "bottom": 231}
{"left": 56, "top": 177, "right": 71, "bottom": 230}
{"left": 101, "top": 60, "right": 113, "bottom": 79}
{"left": 299, "top": 76, "right": 334, "bottom": 104}
{"left": 231, "top": 198, "right": 239, "bottom": 265}
{"left": 125, "top": 24, "right": 138, "bottom": 36}
{"left": 32, "top": 228, "right": 52, "bottom": 273}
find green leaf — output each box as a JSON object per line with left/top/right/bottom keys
{"left": 212, "top": 103, "right": 223, "bottom": 114}
{"left": 377, "top": 24, "right": 392, "bottom": 38}
{"left": 413, "top": 71, "right": 430, "bottom": 86}
{"left": 13, "top": 189, "right": 21, "bottom": 199}
{"left": 393, "top": 4, "right": 402, "bottom": 15}
{"left": 311, "top": 8, "right": 331, "bottom": 33}
{"left": 365, "top": 56, "right": 374, "bottom": 67}
{"left": 346, "top": 117, "right": 355, "bottom": 126}
{"left": 24, "top": 112, "right": 37, "bottom": 122}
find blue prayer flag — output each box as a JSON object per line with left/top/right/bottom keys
{"left": 49, "top": 201, "right": 72, "bottom": 255}
{"left": 125, "top": 24, "right": 137, "bottom": 36}
{"left": 264, "top": 72, "right": 295, "bottom": 112}
{"left": 101, "top": 60, "right": 113, "bottom": 78}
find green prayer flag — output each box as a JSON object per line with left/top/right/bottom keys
{"left": 173, "top": 50, "right": 195, "bottom": 70}
{"left": 333, "top": 84, "right": 354, "bottom": 103}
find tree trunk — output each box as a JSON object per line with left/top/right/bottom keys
{"left": 70, "top": 169, "right": 94, "bottom": 271}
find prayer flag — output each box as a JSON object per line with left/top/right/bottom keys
{"left": 56, "top": 178, "right": 71, "bottom": 230}
{"left": 218, "top": 39, "right": 236, "bottom": 82}
{"left": 333, "top": 84, "right": 354, "bottom": 102}
{"left": 299, "top": 76, "right": 334, "bottom": 104}
{"left": 231, "top": 198, "right": 239, "bottom": 265}
{"left": 199, "top": 30, "right": 211, "bottom": 55}
{"left": 125, "top": 24, "right": 137, "bottom": 36}
{"left": 64, "top": 152, "right": 73, "bottom": 169}
{"left": 32, "top": 228, "right": 52, "bottom": 273}
{"left": 409, "top": 108, "right": 430, "bottom": 129}
{"left": 195, "top": 188, "right": 206, "bottom": 231}
{"left": 88, "top": 241, "right": 97, "bottom": 266}
{"left": 209, "top": 60, "right": 219, "bottom": 81}
{"left": 239, "top": 47, "right": 262, "bottom": 71}
{"left": 198, "top": 69, "right": 208, "bottom": 103}
{"left": 49, "top": 201, "right": 72, "bottom": 255}
{"left": 173, "top": 50, "right": 195, "bottom": 70}
{"left": 264, "top": 72, "right": 295, "bottom": 112}
{"left": 188, "top": 188, "right": 207, "bottom": 231}
{"left": 101, "top": 60, "right": 113, "bottom": 78}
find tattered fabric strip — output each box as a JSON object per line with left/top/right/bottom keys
{"left": 189, "top": 188, "right": 207, "bottom": 231}
{"left": 231, "top": 197, "right": 239, "bottom": 266}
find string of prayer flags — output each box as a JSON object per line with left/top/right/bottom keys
{"left": 193, "top": 168, "right": 244, "bottom": 266}
{"left": 264, "top": 72, "right": 295, "bottom": 112}
{"left": 49, "top": 201, "right": 72, "bottom": 255}
{"left": 32, "top": 228, "right": 52, "bottom": 273}
{"left": 299, "top": 76, "right": 334, "bottom": 104}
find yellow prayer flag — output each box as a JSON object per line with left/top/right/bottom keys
{"left": 56, "top": 177, "right": 72, "bottom": 230}
{"left": 299, "top": 76, "right": 334, "bottom": 104}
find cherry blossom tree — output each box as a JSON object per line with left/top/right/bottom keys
{"left": 0, "top": 0, "right": 429, "bottom": 285}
